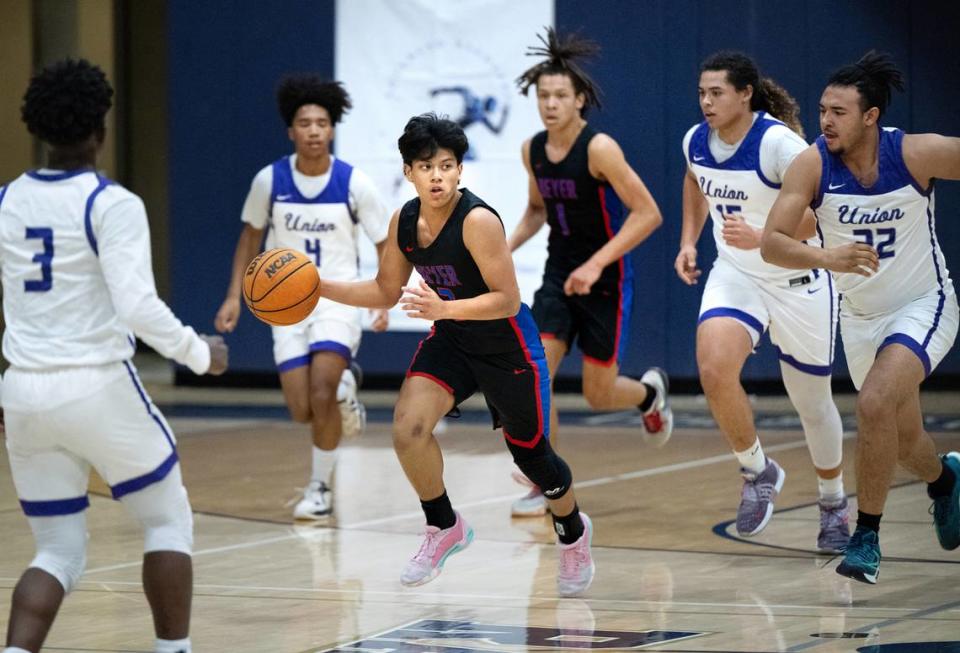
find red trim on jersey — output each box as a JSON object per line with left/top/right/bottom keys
{"left": 406, "top": 372, "right": 454, "bottom": 395}
{"left": 597, "top": 187, "right": 625, "bottom": 366}
{"left": 506, "top": 316, "right": 545, "bottom": 448}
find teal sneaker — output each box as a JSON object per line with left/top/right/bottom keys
{"left": 930, "top": 452, "right": 960, "bottom": 551}
{"left": 836, "top": 527, "right": 881, "bottom": 585}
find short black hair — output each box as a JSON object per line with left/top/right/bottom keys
{"left": 397, "top": 113, "right": 468, "bottom": 165}
{"left": 21, "top": 58, "right": 113, "bottom": 147}
{"left": 276, "top": 74, "right": 352, "bottom": 126}
{"left": 826, "top": 50, "right": 904, "bottom": 118}
{"left": 516, "top": 27, "right": 603, "bottom": 116}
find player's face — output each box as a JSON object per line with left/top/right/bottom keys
{"left": 288, "top": 104, "right": 334, "bottom": 160}
{"left": 536, "top": 74, "right": 585, "bottom": 130}
{"left": 819, "top": 85, "right": 877, "bottom": 155}
{"left": 404, "top": 148, "right": 463, "bottom": 209}
{"left": 698, "top": 70, "right": 751, "bottom": 130}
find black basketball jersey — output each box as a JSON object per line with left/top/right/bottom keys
{"left": 530, "top": 124, "right": 625, "bottom": 284}
{"left": 398, "top": 188, "right": 523, "bottom": 354}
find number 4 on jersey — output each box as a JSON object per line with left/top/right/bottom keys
{"left": 305, "top": 238, "right": 321, "bottom": 266}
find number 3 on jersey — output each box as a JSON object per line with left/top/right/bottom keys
{"left": 304, "top": 238, "right": 321, "bottom": 266}
{"left": 25, "top": 227, "right": 53, "bottom": 292}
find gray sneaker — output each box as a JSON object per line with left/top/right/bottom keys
{"left": 736, "top": 458, "right": 785, "bottom": 536}
{"left": 817, "top": 497, "right": 851, "bottom": 553}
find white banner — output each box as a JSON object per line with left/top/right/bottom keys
{"left": 336, "top": 0, "right": 553, "bottom": 330}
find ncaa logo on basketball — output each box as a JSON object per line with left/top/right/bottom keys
{"left": 264, "top": 251, "right": 297, "bottom": 279}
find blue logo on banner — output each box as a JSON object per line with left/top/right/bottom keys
{"left": 317, "top": 618, "right": 706, "bottom": 651}
{"left": 430, "top": 86, "right": 509, "bottom": 160}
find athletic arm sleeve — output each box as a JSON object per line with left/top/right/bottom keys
{"left": 240, "top": 165, "right": 274, "bottom": 228}
{"left": 349, "top": 168, "right": 390, "bottom": 244}
{"left": 96, "top": 193, "right": 210, "bottom": 374}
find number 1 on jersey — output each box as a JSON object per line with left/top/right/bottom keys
{"left": 305, "top": 238, "right": 321, "bottom": 266}
{"left": 25, "top": 227, "right": 54, "bottom": 292}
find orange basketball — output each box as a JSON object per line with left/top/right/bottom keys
{"left": 243, "top": 248, "right": 321, "bottom": 326}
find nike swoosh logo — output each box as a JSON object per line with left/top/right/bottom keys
{"left": 404, "top": 246, "right": 414, "bottom": 252}
{"left": 828, "top": 183, "right": 845, "bottom": 190}
{"left": 693, "top": 155, "right": 706, "bottom": 161}
{"left": 807, "top": 287, "right": 822, "bottom": 294}
{"left": 276, "top": 194, "right": 292, "bottom": 200}
{"left": 513, "top": 368, "right": 526, "bottom": 375}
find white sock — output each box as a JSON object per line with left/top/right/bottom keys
{"left": 735, "top": 438, "right": 766, "bottom": 475}
{"left": 156, "top": 638, "right": 191, "bottom": 653}
{"left": 818, "top": 473, "right": 845, "bottom": 503}
{"left": 5, "top": 647, "right": 33, "bottom": 653}
{"left": 311, "top": 446, "right": 338, "bottom": 485}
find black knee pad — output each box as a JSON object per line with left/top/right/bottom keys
{"left": 510, "top": 440, "right": 573, "bottom": 500}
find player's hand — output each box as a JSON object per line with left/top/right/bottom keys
{"left": 201, "top": 334, "right": 229, "bottom": 375}
{"left": 214, "top": 297, "right": 241, "bottom": 333}
{"left": 369, "top": 308, "right": 389, "bottom": 332}
{"left": 400, "top": 281, "right": 447, "bottom": 321}
{"left": 564, "top": 260, "right": 603, "bottom": 296}
{"left": 721, "top": 213, "right": 762, "bottom": 250}
{"left": 823, "top": 243, "right": 880, "bottom": 276}
{"left": 674, "top": 245, "right": 701, "bottom": 285}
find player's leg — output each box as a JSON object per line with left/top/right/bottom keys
{"left": 3, "top": 380, "right": 92, "bottom": 653}
{"left": 768, "top": 275, "right": 848, "bottom": 551}
{"left": 86, "top": 366, "right": 195, "bottom": 650}
{"left": 697, "top": 264, "right": 781, "bottom": 536}
{"left": 512, "top": 277, "right": 572, "bottom": 516}
{"left": 120, "top": 467, "right": 194, "bottom": 650}
{"left": 511, "top": 335, "right": 566, "bottom": 518}
{"left": 5, "top": 425, "right": 89, "bottom": 652}
{"left": 481, "top": 315, "right": 594, "bottom": 597}
{"left": 574, "top": 283, "right": 672, "bottom": 445}
{"left": 398, "top": 333, "right": 477, "bottom": 586}
{"left": 291, "top": 349, "right": 349, "bottom": 520}
{"left": 780, "top": 364, "right": 848, "bottom": 551}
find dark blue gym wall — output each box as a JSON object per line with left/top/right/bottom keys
{"left": 167, "top": 0, "right": 960, "bottom": 384}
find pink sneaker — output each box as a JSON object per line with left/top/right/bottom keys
{"left": 400, "top": 512, "right": 474, "bottom": 587}
{"left": 557, "top": 513, "right": 595, "bottom": 597}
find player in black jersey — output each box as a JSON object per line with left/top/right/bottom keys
{"left": 508, "top": 29, "right": 673, "bottom": 517}
{"left": 318, "top": 113, "right": 595, "bottom": 596}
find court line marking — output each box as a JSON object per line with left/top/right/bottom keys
{"left": 5, "top": 577, "right": 954, "bottom": 618}
{"left": 82, "top": 435, "right": 841, "bottom": 575}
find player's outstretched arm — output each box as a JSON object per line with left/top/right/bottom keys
{"left": 322, "top": 209, "right": 413, "bottom": 309}
{"left": 675, "top": 168, "right": 709, "bottom": 285}
{"left": 903, "top": 133, "right": 960, "bottom": 186}
{"left": 215, "top": 224, "right": 263, "bottom": 333}
{"left": 564, "top": 134, "right": 662, "bottom": 295}
{"left": 507, "top": 139, "right": 547, "bottom": 252}
{"left": 402, "top": 207, "right": 520, "bottom": 322}
{"left": 98, "top": 195, "right": 223, "bottom": 375}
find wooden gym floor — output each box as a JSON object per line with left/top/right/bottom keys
{"left": 1, "top": 356, "right": 958, "bottom": 652}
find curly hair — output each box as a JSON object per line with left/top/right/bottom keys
{"left": 276, "top": 74, "right": 352, "bottom": 126}
{"left": 398, "top": 113, "right": 468, "bottom": 165}
{"left": 516, "top": 27, "right": 603, "bottom": 115}
{"left": 827, "top": 50, "right": 905, "bottom": 118}
{"left": 21, "top": 58, "right": 113, "bottom": 147}
{"left": 701, "top": 50, "right": 804, "bottom": 137}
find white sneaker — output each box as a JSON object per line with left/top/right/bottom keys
{"left": 337, "top": 367, "right": 366, "bottom": 438}
{"left": 557, "top": 513, "right": 595, "bottom": 597}
{"left": 639, "top": 367, "right": 673, "bottom": 448}
{"left": 511, "top": 487, "right": 550, "bottom": 517}
{"left": 293, "top": 481, "right": 333, "bottom": 520}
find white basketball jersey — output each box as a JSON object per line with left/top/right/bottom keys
{"left": 686, "top": 113, "right": 808, "bottom": 282}
{"left": 813, "top": 127, "right": 953, "bottom": 316}
{"left": 0, "top": 169, "right": 209, "bottom": 373}
{"left": 265, "top": 156, "right": 362, "bottom": 282}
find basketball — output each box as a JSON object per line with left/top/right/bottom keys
{"left": 243, "top": 248, "right": 321, "bottom": 326}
